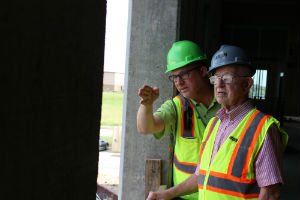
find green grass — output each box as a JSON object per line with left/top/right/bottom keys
{"left": 101, "top": 91, "right": 124, "bottom": 126}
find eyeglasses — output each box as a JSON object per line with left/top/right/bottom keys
{"left": 209, "top": 74, "right": 249, "bottom": 85}
{"left": 169, "top": 66, "right": 200, "bottom": 82}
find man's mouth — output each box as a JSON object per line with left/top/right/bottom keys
{"left": 180, "top": 87, "right": 188, "bottom": 92}
{"left": 216, "top": 89, "right": 226, "bottom": 95}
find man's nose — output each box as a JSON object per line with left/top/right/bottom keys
{"left": 214, "top": 78, "right": 225, "bottom": 87}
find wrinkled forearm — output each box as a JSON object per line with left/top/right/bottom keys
{"left": 258, "top": 184, "right": 281, "bottom": 200}
{"left": 165, "top": 174, "right": 198, "bottom": 198}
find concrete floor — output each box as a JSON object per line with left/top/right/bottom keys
{"left": 97, "top": 150, "right": 120, "bottom": 195}
{"left": 281, "top": 146, "right": 300, "bottom": 199}
{"left": 281, "top": 120, "right": 300, "bottom": 199}
{"left": 280, "top": 120, "right": 300, "bottom": 199}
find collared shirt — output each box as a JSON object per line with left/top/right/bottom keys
{"left": 195, "top": 100, "right": 284, "bottom": 187}
{"left": 153, "top": 96, "right": 221, "bottom": 139}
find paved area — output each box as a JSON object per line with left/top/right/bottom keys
{"left": 98, "top": 149, "right": 120, "bottom": 195}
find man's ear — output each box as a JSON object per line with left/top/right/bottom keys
{"left": 200, "top": 66, "right": 208, "bottom": 77}
{"left": 245, "top": 77, "right": 253, "bottom": 91}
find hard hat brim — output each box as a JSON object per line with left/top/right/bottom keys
{"left": 165, "top": 56, "right": 207, "bottom": 73}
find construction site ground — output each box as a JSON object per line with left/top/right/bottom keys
{"left": 98, "top": 149, "right": 120, "bottom": 196}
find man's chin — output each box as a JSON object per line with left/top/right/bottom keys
{"left": 216, "top": 97, "right": 227, "bottom": 105}
{"left": 180, "top": 92, "right": 192, "bottom": 99}
{"left": 179, "top": 91, "right": 187, "bottom": 96}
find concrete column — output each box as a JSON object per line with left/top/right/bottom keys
{"left": 119, "top": 0, "right": 179, "bottom": 199}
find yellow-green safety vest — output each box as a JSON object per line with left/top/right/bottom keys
{"left": 171, "top": 94, "right": 207, "bottom": 200}
{"left": 198, "top": 109, "right": 288, "bottom": 200}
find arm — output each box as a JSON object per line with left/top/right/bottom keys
{"left": 258, "top": 184, "right": 281, "bottom": 200}
{"left": 137, "top": 85, "right": 164, "bottom": 134}
{"left": 147, "top": 173, "right": 198, "bottom": 200}
{"left": 256, "top": 124, "right": 284, "bottom": 200}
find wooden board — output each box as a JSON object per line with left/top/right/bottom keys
{"left": 145, "top": 159, "right": 162, "bottom": 199}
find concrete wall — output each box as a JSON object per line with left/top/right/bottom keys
{"left": 119, "top": 0, "right": 179, "bottom": 199}
{"left": 179, "top": 0, "right": 300, "bottom": 117}
{"left": 2, "top": 1, "right": 105, "bottom": 199}
{"left": 219, "top": 0, "right": 300, "bottom": 117}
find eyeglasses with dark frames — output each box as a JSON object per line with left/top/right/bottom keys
{"left": 168, "top": 66, "right": 200, "bottom": 82}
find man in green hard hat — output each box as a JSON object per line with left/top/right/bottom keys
{"left": 137, "top": 40, "right": 221, "bottom": 200}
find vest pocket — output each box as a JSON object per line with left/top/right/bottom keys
{"left": 175, "top": 136, "right": 201, "bottom": 165}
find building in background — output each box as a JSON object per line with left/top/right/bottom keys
{"left": 103, "top": 71, "right": 125, "bottom": 92}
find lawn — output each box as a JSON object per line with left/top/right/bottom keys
{"left": 101, "top": 91, "right": 124, "bottom": 126}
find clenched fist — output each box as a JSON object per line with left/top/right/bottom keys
{"left": 138, "top": 85, "right": 159, "bottom": 106}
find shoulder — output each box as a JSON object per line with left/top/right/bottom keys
{"left": 154, "top": 99, "right": 176, "bottom": 117}
{"left": 160, "top": 99, "right": 175, "bottom": 109}
{"left": 266, "top": 124, "right": 284, "bottom": 148}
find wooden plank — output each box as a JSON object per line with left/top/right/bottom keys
{"left": 145, "top": 159, "right": 162, "bottom": 199}
{"left": 158, "top": 185, "right": 167, "bottom": 191}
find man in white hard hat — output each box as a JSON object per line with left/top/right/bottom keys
{"left": 147, "top": 44, "right": 288, "bottom": 200}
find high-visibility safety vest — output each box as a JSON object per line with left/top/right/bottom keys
{"left": 198, "top": 109, "right": 288, "bottom": 200}
{"left": 171, "top": 94, "right": 207, "bottom": 200}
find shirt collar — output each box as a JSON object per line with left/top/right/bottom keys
{"left": 191, "top": 95, "right": 219, "bottom": 109}
{"left": 216, "top": 100, "right": 254, "bottom": 121}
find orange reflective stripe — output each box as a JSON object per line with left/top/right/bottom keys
{"left": 173, "top": 162, "right": 195, "bottom": 175}
{"left": 206, "top": 185, "right": 259, "bottom": 199}
{"left": 188, "top": 99, "right": 195, "bottom": 138}
{"left": 203, "top": 117, "right": 217, "bottom": 143}
{"left": 175, "top": 96, "right": 184, "bottom": 137}
{"left": 231, "top": 111, "right": 266, "bottom": 178}
{"left": 227, "top": 110, "right": 260, "bottom": 175}
{"left": 174, "top": 153, "right": 198, "bottom": 166}
{"left": 207, "top": 174, "right": 259, "bottom": 195}
{"left": 173, "top": 153, "right": 197, "bottom": 174}
{"left": 199, "top": 169, "right": 207, "bottom": 175}
{"left": 198, "top": 110, "right": 272, "bottom": 199}
{"left": 209, "top": 171, "right": 256, "bottom": 183}
{"left": 176, "top": 95, "right": 195, "bottom": 138}
{"left": 199, "top": 117, "right": 218, "bottom": 163}
{"left": 241, "top": 115, "right": 271, "bottom": 179}
{"left": 198, "top": 184, "right": 204, "bottom": 189}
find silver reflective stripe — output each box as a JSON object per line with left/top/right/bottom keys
{"left": 207, "top": 175, "right": 260, "bottom": 195}
{"left": 173, "top": 155, "right": 197, "bottom": 174}
{"left": 231, "top": 111, "right": 265, "bottom": 178}
{"left": 201, "top": 118, "right": 219, "bottom": 152}
{"left": 198, "top": 174, "right": 206, "bottom": 185}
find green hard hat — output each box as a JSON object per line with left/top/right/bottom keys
{"left": 166, "top": 40, "right": 207, "bottom": 73}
